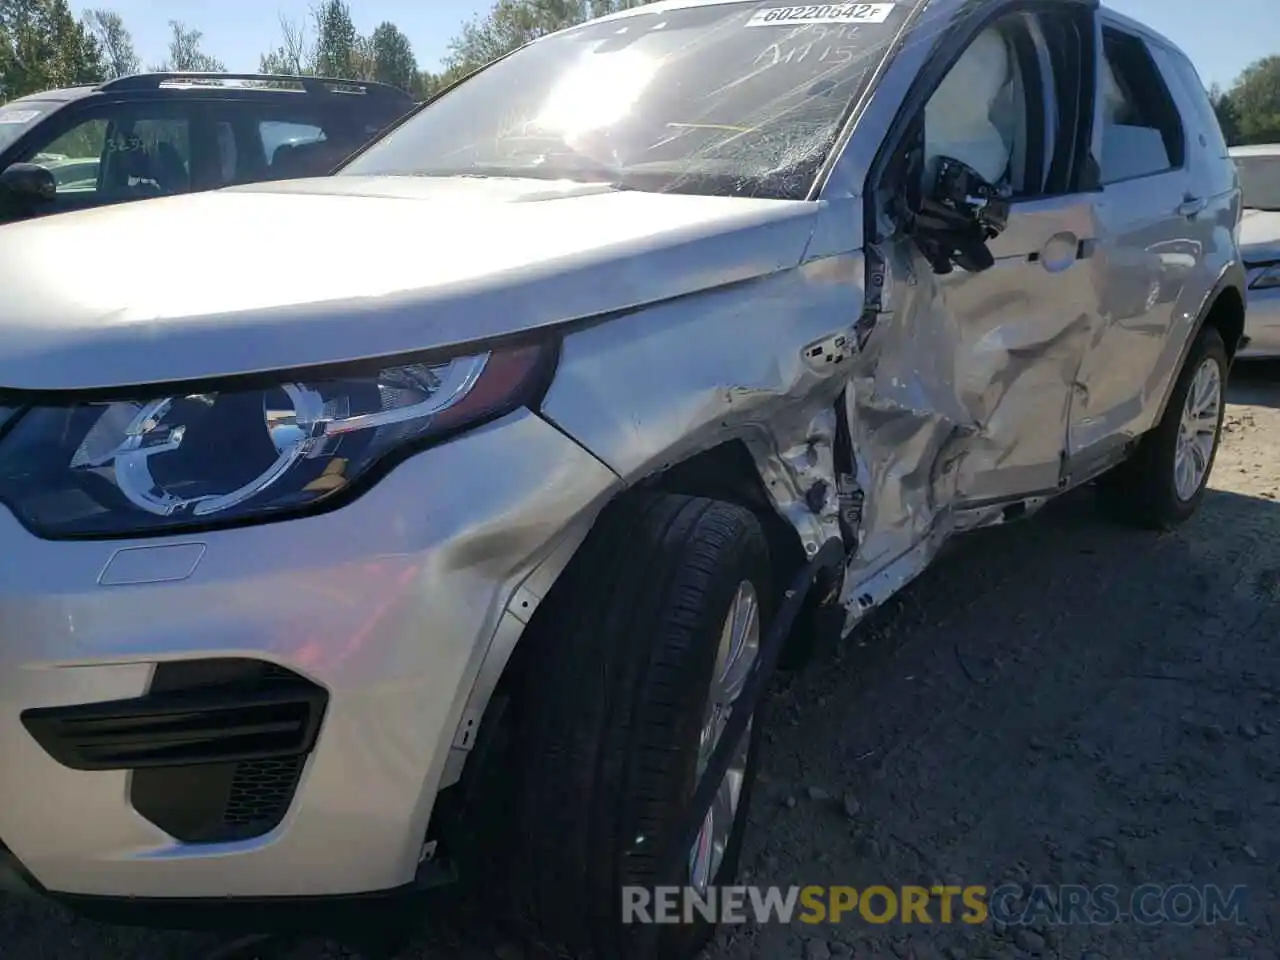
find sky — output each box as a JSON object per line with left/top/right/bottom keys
{"left": 66, "top": 0, "right": 1278, "bottom": 89}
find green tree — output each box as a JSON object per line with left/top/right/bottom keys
{"left": 259, "top": 13, "right": 313, "bottom": 75}
{"left": 0, "top": 0, "right": 103, "bottom": 100}
{"left": 415, "top": 61, "right": 476, "bottom": 101}
{"left": 369, "top": 21, "right": 416, "bottom": 92}
{"left": 1208, "top": 83, "right": 1241, "bottom": 146}
{"left": 312, "top": 0, "right": 358, "bottom": 78}
{"left": 353, "top": 33, "right": 376, "bottom": 80}
{"left": 82, "top": 8, "right": 137, "bottom": 79}
{"left": 415, "top": 69, "right": 447, "bottom": 100}
{"left": 442, "top": 0, "right": 648, "bottom": 75}
{"left": 151, "top": 19, "right": 226, "bottom": 72}
{"left": 1229, "top": 56, "right": 1280, "bottom": 145}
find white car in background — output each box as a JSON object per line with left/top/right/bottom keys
{"left": 1232, "top": 144, "right": 1280, "bottom": 357}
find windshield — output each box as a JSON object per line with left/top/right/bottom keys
{"left": 342, "top": 1, "right": 914, "bottom": 199}
{"left": 1236, "top": 153, "right": 1280, "bottom": 212}
{"left": 0, "top": 101, "right": 53, "bottom": 153}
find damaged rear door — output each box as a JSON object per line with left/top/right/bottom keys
{"left": 857, "top": 0, "right": 1102, "bottom": 518}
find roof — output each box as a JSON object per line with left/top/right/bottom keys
{"left": 9, "top": 86, "right": 96, "bottom": 104}
{"left": 1231, "top": 144, "right": 1280, "bottom": 158}
{"left": 7, "top": 73, "right": 413, "bottom": 106}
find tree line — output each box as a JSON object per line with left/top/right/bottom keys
{"left": 2, "top": 0, "right": 1278, "bottom": 145}
{"left": 0, "top": 0, "right": 652, "bottom": 102}
{"left": 262, "top": 0, "right": 654, "bottom": 97}
{"left": 1211, "top": 60, "right": 1280, "bottom": 146}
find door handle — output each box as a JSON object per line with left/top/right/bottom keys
{"left": 1178, "top": 195, "right": 1207, "bottom": 218}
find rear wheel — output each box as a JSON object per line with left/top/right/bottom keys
{"left": 1098, "top": 325, "right": 1227, "bottom": 529}
{"left": 507, "top": 493, "right": 773, "bottom": 960}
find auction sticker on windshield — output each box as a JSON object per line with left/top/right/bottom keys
{"left": 746, "top": 3, "right": 896, "bottom": 26}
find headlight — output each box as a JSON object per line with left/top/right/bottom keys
{"left": 0, "top": 344, "right": 550, "bottom": 538}
{"left": 1250, "top": 263, "right": 1280, "bottom": 290}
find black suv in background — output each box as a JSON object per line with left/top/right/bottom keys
{"left": 0, "top": 72, "right": 416, "bottom": 224}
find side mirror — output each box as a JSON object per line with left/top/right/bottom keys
{"left": 0, "top": 163, "right": 57, "bottom": 203}
{"left": 911, "top": 156, "right": 1011, "bottom": 275}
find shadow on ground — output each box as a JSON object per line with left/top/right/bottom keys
{"left": 711, "top": 483, "right": 1280, "bottom": 959}
{"left": 1228, "top": 359, "right": 1280, "bottom": 408}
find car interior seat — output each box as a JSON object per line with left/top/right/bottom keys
{"left": 270, "top": 140, "right": 338, "bottom": 179}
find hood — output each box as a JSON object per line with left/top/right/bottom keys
{"left": 1241, "top": 208, "right": 1280, "bottom": 261}
{"left": 0, "top": 175, "right": 821, "bottom": 392}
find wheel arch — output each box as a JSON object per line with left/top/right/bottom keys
{"left": 1203, "top": 283, "right": 1246, "bottom": 361}
{"left": 1153, "top": 263, "right": 1247, "bottom": 426}
{"left": 638, "top": 440, "right": 812, "bottom": 585}
{"left": 432, "top": 441, "right": 830, "bottom": 839}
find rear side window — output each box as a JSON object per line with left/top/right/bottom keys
{"left": 1099, "top": 28, "right": 1185, "bottom": 184}
{"left": 1154, "top": 45, "right": 1231, "bottom": 160}
{"left": 260, "top": 120, "right": 327, "bottom": 165}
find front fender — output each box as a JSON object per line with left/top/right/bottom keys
{"left": 540, "top": 256, "right": 868, "bottom": 557}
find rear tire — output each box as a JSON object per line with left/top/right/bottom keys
{"left": 507, "top": 493, "right": 773, "bottom": 960}
{"left": 1098, "top": 325, "right": 1228, "bottom": 529}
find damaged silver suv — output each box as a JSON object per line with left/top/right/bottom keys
{"left": 0, "top": 0, "right": 1245, "bottom": 957}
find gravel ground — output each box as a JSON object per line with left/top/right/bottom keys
{"left": 5, "top": 363, "right": 1280, "bottom": 960}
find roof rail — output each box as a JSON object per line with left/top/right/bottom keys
{"left": 96, "top": 72, "right": 411, "bottom": 100}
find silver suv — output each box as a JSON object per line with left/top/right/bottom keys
{"left": 0, "top": 1, "right": 1245, "bottom": 956}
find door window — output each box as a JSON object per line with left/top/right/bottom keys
{"left": 259, "top": 120, "right": 327, "bottom": 166}
{"left": 30, "top": 118, "right": 107, "bottom": 194}
{"left": 1098, "top": 28, "right": 1185, "bottom": 184}
{"left": 1153, "top": 45, "right": 1231, "bottom": 161}
{"left": 119, "top": 117, "right": 192, "bottom": 195}
{"left": 915, "top": 11, "right": 1090, "bottom": 201}
{"left": 22, "top": 107, "right": 192, "bottom": 199}
{"left": 874, "top": 10, "right": 1090, "bottom": 250}
{"left": 923, "top": 26, "right": 1029, "bottom": 193}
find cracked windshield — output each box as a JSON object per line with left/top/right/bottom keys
{"left": 343, "top": 2, "right": 910, "bottom": 198}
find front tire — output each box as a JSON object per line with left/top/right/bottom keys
{"left": 1098, "top": 325, "right": 1228, "bottom": 529}
{"left": 508, "top": 493, "right": 773, "bottom": 960}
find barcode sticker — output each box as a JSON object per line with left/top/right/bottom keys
{"left": 746, "top": 3, "right": 896, "bottom": 26}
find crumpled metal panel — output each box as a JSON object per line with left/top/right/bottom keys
{"left": 541, "top": 245, "right": 869, "bottom": 562}
{"left": 837, "top": 227, "right": 1094, "bottom": 619}
{"left": 544, "top": 206, "right": 1088, "bottom": 633}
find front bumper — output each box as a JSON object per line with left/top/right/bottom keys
{"left": 0, "top": 835, "right": 447, "bottom": 933}
{"left": 0, "top": 409, "right": 618, "bottom": 902}
{"left": 1241, "top": 267, "right": 1280, "bottom": 358}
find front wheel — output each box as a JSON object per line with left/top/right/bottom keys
{"left": 1098, "top": 325, "right": 1228, "bottom": 529}
{"left": 507, "top": 493, "right": 773, "bottom": 960}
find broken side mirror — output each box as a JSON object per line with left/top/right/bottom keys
{"left": 0, "top": 163, "right": 57, "bottom": 205}
{"left": 911, "top": 156, "right": 1011, "bottom": 275}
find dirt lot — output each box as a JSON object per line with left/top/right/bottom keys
{"left": 5, "top": 363, "right": 1280, "bottom": 960}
